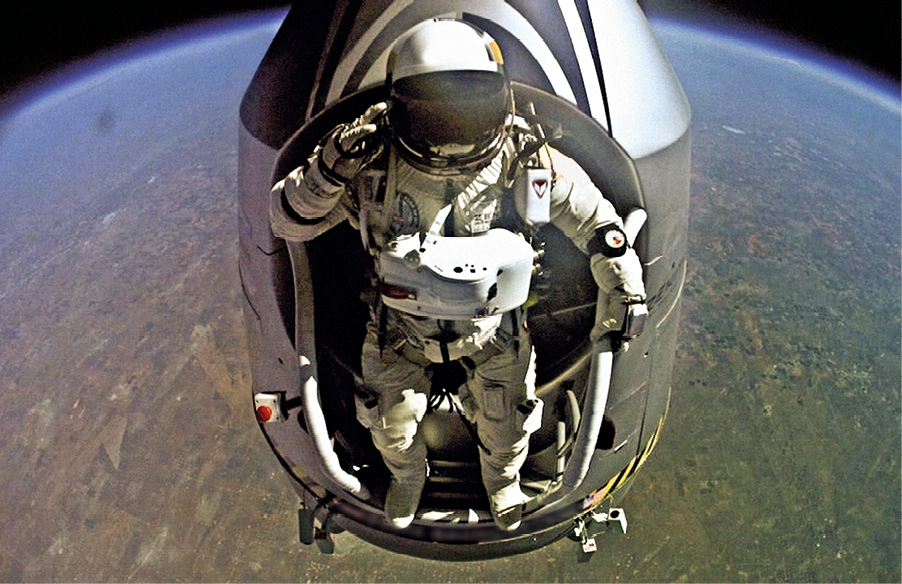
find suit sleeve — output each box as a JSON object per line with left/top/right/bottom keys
{"left": 547, "top": 150, "right": 646, "bottom": 340}
{"left": 269, "top": 133, "right": 350, "bottom": 242}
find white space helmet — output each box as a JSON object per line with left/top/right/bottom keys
{"left": 387, "top": 19, "right": 513, "bottom": 173}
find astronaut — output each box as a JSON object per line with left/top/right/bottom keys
{"left": 269, "top": 19, "right": 646, "bottom": 531}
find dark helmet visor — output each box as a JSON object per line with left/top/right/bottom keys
{"left": 391, "top": 71, "right": 510, "bottom": 160}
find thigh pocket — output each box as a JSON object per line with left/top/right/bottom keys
{"left": 483, "top": 385, "right": 506, "bottom": 421}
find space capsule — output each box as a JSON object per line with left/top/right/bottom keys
{"left": 238, "top": 0, "right": 690, "bottom": 560}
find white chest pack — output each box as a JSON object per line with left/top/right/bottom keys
{"left": 376, "top": 205, "right": 537, "bottom": 319}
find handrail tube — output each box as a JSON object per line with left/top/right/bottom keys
{"left": 562, "top": 207, "right": 644, "bottom": 488}
{"left": 622, "top": 208, "right": 647, "bottom": 244}
{"left": 286, "top": 239, "right": 371, "bottom": 502}
{"left": 562, "top": 349, "right": 613, "bottom": 488}
{"left": 528, "top": 346, "right": 612, "bottom": 512}
{"left": 556, "top": 421, "right": 566, "bottom": 477}
{"left": 530, "top": 209, "right": 646, "bottom": 510}
{"left": 299, "top": 356, "right": 371, "bottom": 500}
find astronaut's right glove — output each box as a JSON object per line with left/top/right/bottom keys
{"left": 318, "top": 102, "right": 388, "bottom": 184}
{"left": 270, "top": 102, "right": 388, "bottom": 240}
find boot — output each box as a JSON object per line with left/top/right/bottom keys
{"left": 384, "top": 474, "right": 424, "bottom": 529}
{"left": 489, "top": 483, "right": 526, "bottom": 531}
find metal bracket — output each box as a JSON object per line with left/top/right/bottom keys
{"left": 298, "top": 499, "right": 345, "bottom": 554}
{"left": 572, "top": 507, "right": 629, "bottom": 556}
{"left": 591, "top": 507, "right": 628, "bottom": 534}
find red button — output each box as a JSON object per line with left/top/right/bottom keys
{"left": 255, "top": 405, "right": 273, "bottom": 423}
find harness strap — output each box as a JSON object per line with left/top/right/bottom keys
{"left": 437, "top": 320, "right": 455, "bottom": 364}
{"left": 510, "top": 307, "right": 522, "bottom": 354}
{"left": 376, "top": 299, "right": 389, "bottom": 357}
{"left": 390, "top": 324, "right": 511, "bottom": 369}
{"left": 443, "top": 178, "right": 456, "bottom": 236}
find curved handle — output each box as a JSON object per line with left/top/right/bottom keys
{"left": 299, "top": 356, "right": 371, "bottom": 500}
{"left": 622, "top": 207, "right": 647, "bottom": 245}
{"left": 562, "top": 347, "right": 613, "bottom": 488}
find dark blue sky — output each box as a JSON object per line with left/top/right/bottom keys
{"left": 0, "top": 0, "right": 896, "bottom": 96}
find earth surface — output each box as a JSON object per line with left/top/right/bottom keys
{"left": 0, "top": 9, "right": 898, "bottom": 583}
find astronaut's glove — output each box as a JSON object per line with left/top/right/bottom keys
{"left": 616, "top": 301, "right": 648, "bottom": 352}
{"left": 319, "top": 102, "right": 388, "bottom": 183}
{"left": 591, "top": 297, "right": 647, "bottom": 353}
{"left": 588, "top": 228, "right": 646, "bottom": 351}
{"left": 622, "top": 301, "right": 648, "bottom": 338}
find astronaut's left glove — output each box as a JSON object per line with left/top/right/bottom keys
{"left": 588, "top": 223, "right": 647, "bottom": 351}
{"left": 615, "top": 301, "right": 648, "bottom": 352}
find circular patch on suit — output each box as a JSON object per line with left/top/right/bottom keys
{"left": 588, "top": 224, "right": 628, "bottom": 257}
{"left": 605, "top": 228, "right": 626, "bottom": 250}
{"left": 390, "top": 192, "right": 420, "bottom": 234}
